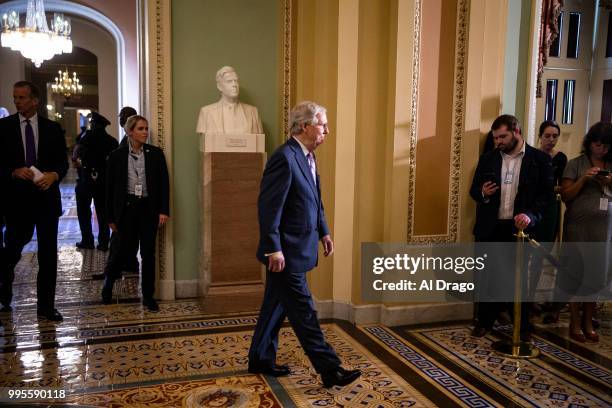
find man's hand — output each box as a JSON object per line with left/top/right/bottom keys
{"left": 35, "top": 172, "right": 58, "bottom": 191}
{"left": 268, "top": 252, "right": 285, "bottom": 272}
{"left": 159, "top": 214, "right": 169, "bottom": 226}
{"left": 12, "top": 167, "right": 34, "bottom": 180}
{"left": 321, "top": 235, "right": 334, "bottom": 257}
{"left": 481, "top": 181, "right": 499, "bottom": 197}
{"left": 109, "top": 223, "right": 118, "bottom": 232}
{"left": 514, "top": 213, "right": 531, "bottom": 230}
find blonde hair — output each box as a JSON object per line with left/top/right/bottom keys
{"left": 124, "top": 115, "right": 148, "bottom": 135}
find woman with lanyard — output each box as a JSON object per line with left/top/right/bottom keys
{"left": 102, "top": 115, "right": 169, "bottom": 311}
{"left": 529, "top": 121, "right": 567, "bottom": 318}
{"left": 560, "top": 121, "right": 612, "bottom": 342}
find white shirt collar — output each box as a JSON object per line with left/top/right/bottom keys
{"left": 19, "top": 113, "right": 38, "bottom": 123}
{"left": 128, "top": 138, "right": 144, "bottom": 155}
{"left": 292, "top": 136, "right": 311, "bottom": 157}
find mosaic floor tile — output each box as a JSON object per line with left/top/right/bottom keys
{"left": 359, "top": 325, "right": 501, "bottom": 408}
{"left": 63, "top": 375, "right": 282, "bottom": 407}
{"left": 280, "top": 324, "right": 433, "bottom": 407}
{"left": 412, "top": 325, "right": 610, "bottom": 407}
{"left": 534, "top": 307, "right": 612, "bottom": 359}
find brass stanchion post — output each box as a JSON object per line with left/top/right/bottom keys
{"left": 492, "top": 228, "right": 540, "bottom": 358}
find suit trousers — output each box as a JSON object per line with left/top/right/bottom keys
{"left": 1, "top": 212, "right": 59, "bottom": 311}
{"left": 248, "top": 269, "right": 341, "bottom": 373}
{"left": 476, "top": 220, "right": 532, "bottom": 334}
{"left": 76, "top": 177, "right": 109, "bottom": 246}
{"left": 104, "top": 196, "right": 157, "bottom": 299}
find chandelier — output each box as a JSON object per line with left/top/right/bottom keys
{"left": 52, "top": 69, "right": 82, "bottom": 99}
{"left": 1, "top": 0, "right": 72, "bottom": 67}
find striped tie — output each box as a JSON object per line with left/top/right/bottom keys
{"left": 25, "top": 119, "right": 36, "bottom": 167}
{"left": 307, "top": 152, "right": 317, "bottom": 185}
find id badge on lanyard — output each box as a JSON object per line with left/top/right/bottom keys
{"left": 600, "top": 197, "right": 608, "bottom": 211}
{"left": 134, "top": 183, "right": 143, "bottom": 197}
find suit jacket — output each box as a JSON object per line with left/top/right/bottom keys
{"left": 469, "top": 143, "right": 554, "bottom": 240}
{"left": 196, "top": 100, "right": 263, "bottom": 134}
{"left": 105, "top": 142, "right": 170, "bottom": 224}
{"left": 0, "top": 113, "right": 68, "bottom": 218}
{"left": 256, "top": 137, "right": 329, "bottom": 273}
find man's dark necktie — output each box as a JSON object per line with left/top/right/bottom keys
{"left": 25, "top": 119, "right": 36, "bottom": 167}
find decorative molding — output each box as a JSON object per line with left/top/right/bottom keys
{"left": 314, "top": 299, "right": 472, "bottom": 326}
{"left": 145, "top": 0, "right": 174, "bottom": 299}
{"left": 281, "top": 0, "right": 293, "bottom": 136}
{"left": 407, "top": 0, "right": 468, "bottom": 243}
{"left": 405, "top": 0, "right": 421, "bottom": 240}
{"left": 176, "top": 280, "right": 199, "bottom": 299}
{"left": 0, "top": 0, "right": 128, "bottom": 136}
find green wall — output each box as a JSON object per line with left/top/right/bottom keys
{"left": 502, "top": 0, "right": 531, "bottom": 125}
{"left": 172, "top": 0, "right": 280, "bottom": 281}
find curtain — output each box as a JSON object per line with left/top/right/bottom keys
{"left": 537, "top": 0, "right": 564, "bottom": 98}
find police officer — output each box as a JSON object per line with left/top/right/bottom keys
{"left": 75, "top": 112, "right": 118, "bottom": 251}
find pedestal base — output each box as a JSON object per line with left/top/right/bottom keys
{"left": 492, "top": 340, "right": 540, "bottom": 359}
{"left": 200, "top": 151, "right": 265, "bottom": 306}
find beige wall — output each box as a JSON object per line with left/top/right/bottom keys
{"left": 412, "top": 0, "right": 456, "bottom": 235}
{"left": 292, "top": 0, "right": 512, "bottom": 307}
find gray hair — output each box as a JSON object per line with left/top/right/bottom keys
{"left": 289, "top": 101, "right": 327, "bottom": 136}
{"left": 124, "top": 114, "right": 148, "bottom": 134}
{"left": 215, "top": 66, "right": 237, "bottom": 83}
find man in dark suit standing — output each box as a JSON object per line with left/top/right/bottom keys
{"left": 469, "top": 114, "right": 554, "bottom": 339}
{"left": 248, "top": 101, "right": 360, "bottom": 388}
{"left": 102, "top": 115, "right": 169, "bottom": 312}
{"left": 74, "top": 112, "right": 118, "bottom": 251}
{"left": 0, "top": 81, "right": 68, "bottom": 320}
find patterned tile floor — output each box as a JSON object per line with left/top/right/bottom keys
{"left": 0, "top": 178, "right": 610, "bottom": 406}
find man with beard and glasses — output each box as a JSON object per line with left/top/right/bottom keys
{"left": 469, "top": 114, "right": 554, "bottom": 341}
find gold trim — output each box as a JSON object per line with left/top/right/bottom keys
{"left": 406, "top": 0, "right": 421, "bottom": 241}
{"left": 154, "top": 0, "right": 167, "bottom": 280}
{"left": 281, "top": 0, "right": 293, "bottom": 136}
{"left": 408, "top": 0, "right": 469, "bottom": 243}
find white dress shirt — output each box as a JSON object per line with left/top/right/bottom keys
{"left": 498, "top": 140, "right": 526, "bottom": 219}
{"left": 19, "top": 113, "right": 39, "bottom": 161}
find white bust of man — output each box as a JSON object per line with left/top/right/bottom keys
{"left": 196, "top": 66, "right": 263, "bottom": 135}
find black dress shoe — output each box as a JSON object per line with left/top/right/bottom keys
{"left": 321, "top": 367, "right": 361, "bottom": 388}
{"left": 76, "top": 241, "right": 95, "bottom": 250}
{"left": 142, "top": 298, "right": 159, "bottom": 312}
{"left": 96, "top": 243, "right": 109, "bottom": 251}
{"left": 248, "top": 363, "right": 290, "bottom": 377}
{"left": 37, "top": 308, "right": 63, "bottom": 322}
{"left": 471, "top": 326, "right": 488, "bottom": 338}
{"left": 91, "top": 273, "right": 106, "bottom": 281}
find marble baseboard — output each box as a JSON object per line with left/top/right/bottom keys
{"left": 314, "top": 299, "right": 472, "bottom": 326}
{"left": 175, "top": 279, "right": 199, "bottom": 299}
{"left": 158, "top": 279, "right": 175, "bottom": 300}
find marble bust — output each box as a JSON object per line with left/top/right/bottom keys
{"left": 196, "top": 66, "right": 263, "bottom": 135}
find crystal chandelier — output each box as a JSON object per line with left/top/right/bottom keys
{"left": 1, "top": 0, "right": 72, "bottom": 67}
{"left": 52, "top": 69, "right": 82, "bottom": 99}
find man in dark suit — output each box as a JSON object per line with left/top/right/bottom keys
{"left": 0, "top": 81, "right": 68, "bottom": 321}
{"left": 469, "top": 114, "right": 554, "bottom": 339}
{"left": 102, "top": 115, "right": 169, "bottom": 312}
{"left": 74, "top": 112, "right": 118, "bottom": 251}
{"left": 248, "top": 101, "right": 361, "bottom": 388}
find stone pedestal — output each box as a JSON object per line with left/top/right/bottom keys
{"left": 200, "top": 133, "right": 266, "bottom": 305}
